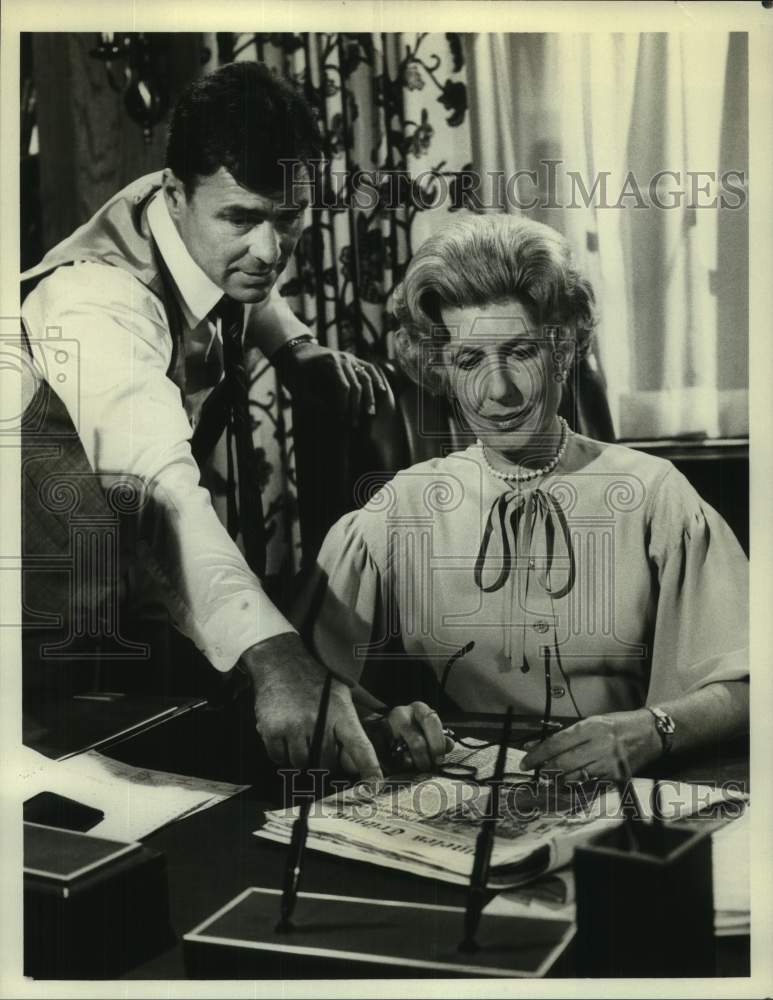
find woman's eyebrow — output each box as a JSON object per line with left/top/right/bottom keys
{"left": 450, "top": 333, "right": 542, "bottom": 360}
{"left": 452, "top": 344, "right": 485, "bottom": 362}
{"left": 457, "top": 336, "right": 539, "bottom": 352}
{"left": 502, "top": 336, "right": 540, "bottom": 351}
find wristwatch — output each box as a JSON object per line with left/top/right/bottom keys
{"left": 646, "top": 707, "right": 676, "bottom": 754}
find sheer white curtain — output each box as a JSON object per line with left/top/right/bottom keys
{"left": 466, "top": 32, "right": 748, "bottom": 440}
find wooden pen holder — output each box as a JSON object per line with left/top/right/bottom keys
{"left": 573, "top": 821, "right": 714, "bottom": 977}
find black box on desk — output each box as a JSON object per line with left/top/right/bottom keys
{"left": 573, "top": 821, "right": 714, "bottom": 977}
{"left": 24, "top": 822, "right": 173, "bottom": 978}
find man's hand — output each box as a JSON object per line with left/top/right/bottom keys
{"left": 520, "top": 709, "right": 662, "bottom": 782}
{"left": 240, "top": 632, "right": 383, "bottom": 781}
{"left": 274, "top": 341, "right": 390, "bottom": 427}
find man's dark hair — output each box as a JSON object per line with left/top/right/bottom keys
{"left": 166, "top": 61, "right": 321, "bottom": 197}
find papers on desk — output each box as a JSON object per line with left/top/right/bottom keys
{"left": 256, "top": 740, "right": 744, "bottom": 890}
{"left": 483, "top": 870, "right": 577, "bottom": 923}
{"left": 16, "top": 744, "right": 248, "bottom": 841}
{"left": 485, "top": 807, "right": 750, "bottom": 938}
{"left": 711, "top": 807, "right": 750, "bottom": 935}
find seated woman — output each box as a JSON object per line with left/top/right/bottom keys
{"left": 295, "top": 213, "right": 748, "bottom": 781}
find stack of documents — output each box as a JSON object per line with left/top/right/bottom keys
{"left": 711, "top": 808, "right": 750, "bottom": 936}
{"left": 17, "top": 744, "right": 247, "bottom": 841}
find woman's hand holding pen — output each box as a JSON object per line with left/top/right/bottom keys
{"left": 380, "top": 702, "right": 455, "bottom": 772}
{"left": 520, "top": 709, "right": 662, "bottom": 782}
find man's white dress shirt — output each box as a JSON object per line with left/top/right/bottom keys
{"left": 22, "top": 191, "right": 305, "bottom": 671}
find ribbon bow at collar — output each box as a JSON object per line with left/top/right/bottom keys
{"left": 474, "top": 488, "right": 576, "bottom": 599}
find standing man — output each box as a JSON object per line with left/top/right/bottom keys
{"left": 21, "top": 61, "right": 384, "bottom": 780}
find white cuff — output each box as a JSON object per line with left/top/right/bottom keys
{"left": 196, "top": 591, "right": 298, "bottom": 672}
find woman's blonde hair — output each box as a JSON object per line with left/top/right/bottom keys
{"left": 393, "top": 214, "right": 597, "bottom": 394}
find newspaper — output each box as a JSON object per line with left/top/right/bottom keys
{"left": 256, "top": 740, "right": 739, "bottom": 889}
{"left": 18, "top": 744, "right": 248, "bottom": 841}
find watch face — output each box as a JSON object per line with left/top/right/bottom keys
{"left": 652, "top": 708, "right": 675, "bottom": 733}
{"left": 650, "top": 708, "right": 675, "bottom": 750}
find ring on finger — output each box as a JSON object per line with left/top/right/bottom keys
{"left": 390, "top": 736, "right": 411, "bottom": 756}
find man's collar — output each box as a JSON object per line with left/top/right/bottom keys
{"left": 147, "top": 190, "right": 223, "bottom": 327}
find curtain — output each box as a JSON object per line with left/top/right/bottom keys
{"left": 202, "top": 32, "right": 474, "bottom": 595}
{"left": 466, "top": 32, "right": 748, "bottom": 442}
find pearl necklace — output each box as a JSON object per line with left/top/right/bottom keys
{"left": 477, "top": 417, "right": 570, "bottom": 483}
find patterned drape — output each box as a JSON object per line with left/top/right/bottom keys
{"left": 202, "top": 32, "right": 474, "bottom": 598}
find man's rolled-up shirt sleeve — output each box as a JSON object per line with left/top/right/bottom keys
{"left": 22, "top": 263, "right": 295, "bottom": 671}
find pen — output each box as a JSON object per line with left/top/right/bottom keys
{"left": 458, "top": 704, "right": 513, "bottom": 953}
{"left": 612, "top": 731, "right": 642, "bottom": 854}
{"left": 651, "top": 778, "right": 668, "bottom": 854}
{"left": 275, "top": 671, "right": 333, "bottom": 933}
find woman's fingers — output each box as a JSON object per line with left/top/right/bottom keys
{"left": 521, "top": 722, "right": 594, "bottom": 771}
{"left": 412, "top": 703, "right": 448, "bottom": 762}
{"left": 387, "top": 702, "right": 448, "bottom": 773}
{"left": 529, "top": 745, "right": 598, "bottom": 779}
{"left": 562, "top": 759, "right": 608, "bottom": 784}
{"left": 394, "top": 728, "right": 432, "bottom": 772}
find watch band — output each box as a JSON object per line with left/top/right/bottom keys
{"left": 272, "top": 334, "right": 316, "bottom": 375}
{"left": 281, "top": 334, "right": 315, "bottom": 353}
{"left": 647, "top": 707, "right": 676, "bottom": 754}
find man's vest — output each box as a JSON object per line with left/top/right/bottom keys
{"left": 20, "top": 175, "right": 205, "bottom": 669}
{"left": 21, "top": 171, "right": 187, "bottom": 393}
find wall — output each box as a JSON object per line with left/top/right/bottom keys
{"left": 30, "top": 32, "right": 205, "bottom": 255}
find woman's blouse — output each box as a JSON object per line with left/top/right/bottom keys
{"left": 295, "top": 432, "right": 748, "bottom": 718}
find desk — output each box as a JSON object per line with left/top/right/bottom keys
{"left": 104, "top": 706, "right": 749, "bottom": 980}
{"left": 126, "top": 792, "right": 749, "bottom": 980}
